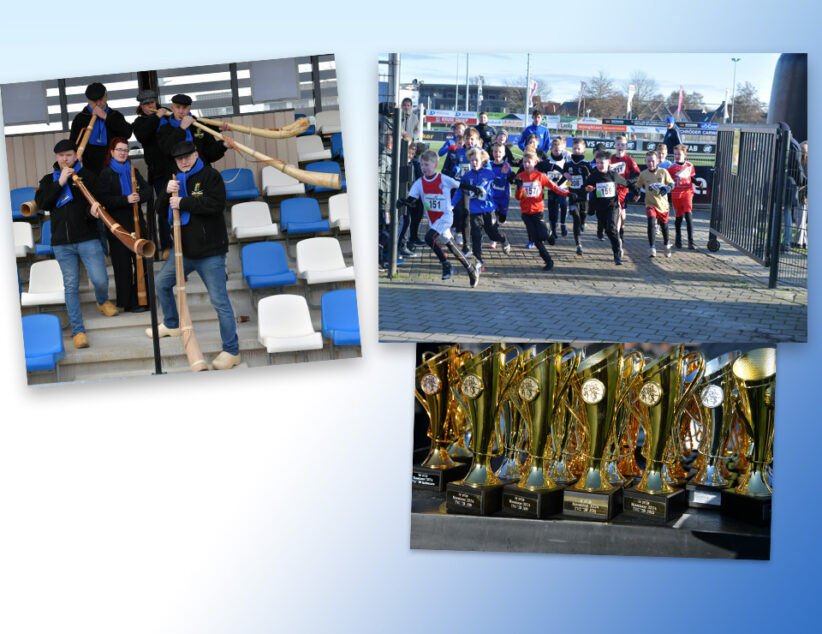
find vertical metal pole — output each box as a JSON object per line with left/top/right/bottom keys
{"left": 57, "top": 79, "right": 69, "bottom": 132}
{"left": 311, "top": 55, "right": 324, "bottom": 113}
{"left": 524, "top": 54, "right": 532, "bottom": 124}
{"left": 465, "top": 54, "right": 469, "bottom": 111}
{"left": 730, "top": 57, "right": 741, "bottom": 124}
{"left": 229, "top": 63, "right": 241, "bottom": 115}
{"left": 387, "top": 54, "right": 400, "bottom": 104}
{"left": 389, "top": 106, "right": 402, "bottom": 278}
{"left": 454, "top": 55, "right": 459, "bottom": 111}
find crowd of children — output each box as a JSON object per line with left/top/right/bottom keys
{"left": 385, "top": 108, "right": 699, "bottom": 285}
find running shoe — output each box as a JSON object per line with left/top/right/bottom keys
{"left": 649, "top": 246, "right": 656, "bottom": 258}
{"left": 576, "top": 244, "right": 583, "bottom": 256}
{"left": 442, "top": 262, "right": 453, "bottom": 280}
{"left": 525, "top": 242, "right": 535, "bottom": 249}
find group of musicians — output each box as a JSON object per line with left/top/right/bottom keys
{"left": 33, "top": 81, "right": 241, "bottom": 370}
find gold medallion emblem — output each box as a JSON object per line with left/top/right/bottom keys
{"left": 581, "top": 378, "right": 605, "bottom": 404}
{"left": 461, "top": 374, "right": 483, "bottom": 398}
{"left": 700, "top": 384, "right": 724, "bottom": 408}
{"left": 420, "top": 373, "right": 441, "bottom": 395}
{"left": 639, "top": 382, "right": 663, "bottom": 406}
{"left": 518, "top": 377, "right": 540, "bottom": 402}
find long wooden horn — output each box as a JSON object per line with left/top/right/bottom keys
{"left": 76, "top": 114, "right": 97, "bottom": 161}
{"left": 20, "top": 200, "right": 39, "bottom": 217}
{"left": 195, "top": 115, "right": 309, "bottom": 139}
{"left": 171, "top": 205, "right": 208, "bottom": 372}
{"left": 71, "top": 173, "right": 156, "bottom": 257}
{"left": 189, "top": 119, "right": 341, "bottom": 190}
{"left": 131, "top": 164, "right": 148, "bottom": 306}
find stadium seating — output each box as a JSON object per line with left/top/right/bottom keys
{"left": 14, "top": 222, "right": 34, "bottom": 258}
{"left": 231, "top": 201, "right": 279, "bottom": 240}
{"left": 22, "top": 313, "right": 66, "bottom": 379}
{"left": 11, "top": 187, "right": 36, "bottom": 220}
{"left": 321, "top": 289, "right": 360, "bottom": 346}
{"left": 241, "top": 242, "right": 296, "bottom": 290}
{"left": 221, "top": 168, "right": 260, "bottom": 200}
{"left": 280, "top": 198, "right": 330, "bottom": 234}
{"left": 331, "top": 133, "right": 343, "bottom": 159}
{"left": 328, "top": 193, "right": 350, "bottom": 232}
{"left": 21, "top": 259, "right": 65, "bottom": 307}
{"left": 304, "top": 161, "right": 346, "bottom": 193}
{"left": 296, "top": 135, "right": 332, "bottom": 162}
{"left": 257, "top": 294, "right": 324, "bottom": 354}
{"left": 35, "top": 220, "right": 54, "bottom": 256}
{"left": 315, "top": 110, "right": 342, "bottom": 135}
{"left": 296, "top": 237, "right": 355, "bottom": 285}
{"left": 262, "top": 166, "right": 306, "bottom": 198}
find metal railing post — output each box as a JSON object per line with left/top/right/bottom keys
{"left": 388, "top": 106, "right": 402, "bottom": 278}
{"left": 768, "top": 123, "right": 791, "bottom": 288}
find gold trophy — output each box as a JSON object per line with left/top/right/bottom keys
{"left": 623, "top": 346, "right": 705, "bottom": 522}
{"left": 721, "top": 347, "right": 775, "bottom": 525}
{"left": 604, "top": 350, "right": 647, "bottom": 487}
{"left": 563, "top": 344, "right": 645, "bottom": 520}
{"left": 495, "top": 347, "right": 532, "bottom": 481}
{"left": 502, "top": 344, "right": 579, "bottom": 518}
{"left": 413, "top": 345, "right": 472, "bottom": 491}
{"left": 548, "top": 397, "right": 582, "bottom": 485}
{"left": 686, "top": 350, "right": 742, "bottom": 507}
{"left": 445, "top": 343, "right": 520, "bottom": 515}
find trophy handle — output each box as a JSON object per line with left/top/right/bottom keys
{"left": 668, "top": 350, "right": 705, "bottom": 459}
{"left": 421, "top": 351, "right": 438, "bottom": 363}
{"left": 493, "top": 349, "right": 523, "bottom": 457}
{"left": 550, "top": 348, "right": 580, "bottom": 452}
{"left": 610, "top": 350, "right": 645, "bottom": 459}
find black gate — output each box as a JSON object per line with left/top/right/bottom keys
{"left": 708, "top": 122, "right": 807, "bottom": 289}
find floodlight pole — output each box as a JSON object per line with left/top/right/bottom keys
{"left": 731, "top": 57, "right": 742, "bottom": 124}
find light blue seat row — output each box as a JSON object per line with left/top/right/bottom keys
{"left": 11, "top": 187, "right": 37, "bottom": 220}
{"left": 280, "top": 197, "right": 330, "bottom": 234}
{"left": 221, "top": 168, "right": 260, "bottom": 201}
{"left": 22, "top": 314, "right": 65, "bottom": 376}
{"left": 241, "top": 242, "right": 296, "bottom": 290}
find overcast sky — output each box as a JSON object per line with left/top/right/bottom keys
{"left": 399, "top": 53, "right": 780, "bottom": 110}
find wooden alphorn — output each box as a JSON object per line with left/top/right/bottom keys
{"left": 76, "top": 114, "right": 97, "bottom": 161}
{"left": 188, "top": 119, "right": 341, "bottom": 190}
{"left": 131, "top": 165, "right": 148, "bottom": 306}
{"left": 195, "top": 115, "right": 309, "bottom": 139}
{"left": 171, "top": 203, "right": 208, "bottom": 372}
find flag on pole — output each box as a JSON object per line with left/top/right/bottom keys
{"left": 529, "top": 80, "right": 538, "bottom": 102}
{"left": 627, "top": 83, "right": 636, "bottom": 117}
{"left": 577, "top": 81, "right": 586, "bottom": 116}
{"left": 676, "top": 86, "right": 684, "bottom": 118}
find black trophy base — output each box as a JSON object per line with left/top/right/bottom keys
{"left": 562, "top": 487, "right": 623, "bottom": 521}
{"left": 412, "top": 462, "right": 470, "bottom": 492}
{"left": 623, "top": 487, "right": 687, "bottom": 523}
{"left": 721, "top": 490, "right": 772, "bottom": 526}
{"left": 502, "top": 484, "right": 564, "bottom": 519}
{"left": 686, "top": 481, "right": 732, "bottom": 509}
{"left": 446, "top": 481, "right": 504, "bottom": 516}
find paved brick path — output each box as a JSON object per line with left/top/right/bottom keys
{"left": 379, "top": 202, "right": 807, "bottom": 343}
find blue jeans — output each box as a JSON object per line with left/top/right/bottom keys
{"left": 155, "top": 250, "right": 239, "bottom": 355}
{"left": 53, "top": 239, "right": 110, "bottom": 335}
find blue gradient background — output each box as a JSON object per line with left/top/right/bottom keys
{"left": 0, "top": 1, "right": 817, "bottom": 632}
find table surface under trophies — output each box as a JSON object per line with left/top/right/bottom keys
{"left": 410, "top": 487, "right": 770, "bottom": 559}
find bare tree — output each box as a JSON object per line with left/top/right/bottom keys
{"left": 732, "top": 82, "right": 767, "bottom": 123}
{"left": 582, "top": 71, "right": 622, "bottom": 118}
{"left": 666, "top": 90, "right": 706, "bottom": 112}
{"left": 500, "top": 76, "right": 553, "bottom": 114}
{"left": 623, "top": 70, "right": 659, "bottom": 118}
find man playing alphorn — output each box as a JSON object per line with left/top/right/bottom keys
{"left": 35, "top": 139, "right": 119, "bottom": 349}
{"left": 148, "top": 140, "right": 241, "bottom": 370}
{"left": 156, "top": 93, "right": 230, "bottom": 167}
{"left": 70, "top": 82, "right": 133, "bottom": 176}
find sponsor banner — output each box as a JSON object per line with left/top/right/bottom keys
{"left": 579, "top": 138, "right": 639, "bottom": 151}
{"left": 425, "top": 109, "right": 478, "bottom": 125}
{"left": 643, "top": 140, "right": 716, "bottom": 154}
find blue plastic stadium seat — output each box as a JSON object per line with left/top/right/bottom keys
{"left": 321, "top": 289, "right": 360, "bottom": 345}
{"left": 304, "top": 161, "right": 346, "bottom": 193}
{"left": 331, "top": 133, "right": 343, "bottom": 159}
{"left": 11, "top": 187, "right": 37, "bottom": 220}
{"left": 221, "top": 168, "right": 260, "bottom": 201}
{"left": 22, "top": 314, "right": 65, "bottom": 374}
{"left": 241, "top": 242, "right": 296, "bottom": 289}
{"left": 295, "top": 113, "right": 315, "bottom": 136}
{"left": 35, "top": 220, "right": 54, "bottom": 256}
{"left": 280, "top": 197, "right": 330, "bottom": 234}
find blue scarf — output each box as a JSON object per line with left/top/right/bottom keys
{"left": 86, "top": 105, "right": 110, "bottom": 146}
{"left": 168, "top": 158, "right": 204, "bottom": 226}
{"left": 108, "top": 158, "right": 133, "bottom": 196}
{"left": 52, "top": 160, "right": 83, "bottom": 208}
{"left": 158, "top": 115, "right": 193, "bottom": 142}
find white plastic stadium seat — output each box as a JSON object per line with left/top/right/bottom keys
{"left": 257, "top": 294, "right": 324, "bottom": 353}
{"left": 296, "top": 135, "right": 332, "bottom": 162}
{"left": 295, "top": 237, "right": 355, "bottom": 284}
{"left": 262, "top": 166, "right": 306, "bottom": 197}
{"left": 231, "top": 201, "right": 280, "bottom": 240}
{"left": 13, "top": 222, "right": 34, "bottom": 258}
{"left": 328, "top": 193, "right": 350, "bottom": 231}
{"left": 314, "top": 110, "right": 342, "bottom": 135}
{"left": 21, "top": 259, "right": 65, "bottom": 306}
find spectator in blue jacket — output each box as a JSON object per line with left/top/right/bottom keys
{"left": 518, "top": 109, "right": 551, "bottom": 153}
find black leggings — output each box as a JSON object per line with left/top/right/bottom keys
{"left": 596, "top": 207, "right": 621, "bottom": 254}
{"left": 425, "top": 229, "right": 472, "bottom": 270}
{"left": 521, "top": 212, "right": 553, "bottom": 265}
{"left": 548, "top": 192, "right": 568, "bottom": 233}
{"left": 470, "top": 212, "right": 507, "bottom": 263}
{"left": 647, "top": 216, "right": 669, "bottom": 247}
{"left": 568, "top": 201, "right": 585, "bottom": 246}
{"left": 675, "top": 212, "right": 693, "bottom": 245}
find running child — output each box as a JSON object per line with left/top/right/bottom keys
{"left": 494, "top": 131, "right": 518, "bottom": 166}
{"left": 562, "top": 137, "right": 592, "bottom": 254}
{"left": 539, "top": 136, "right": 572, "bottom": 240}
{"left": 585, "top": 150, "right": 639, "bottom": 265}
{"left": 489, "top": 142, "right": 515, "bottom": 224}
{"left": 399, "top": 150, "right": 480, "bottom": 286}
{"left": 439, "top": 121, "right": 467, "bottom": 157}
{"left": 667, "top": 144, "right": 697, "bottom": 249}
{"left": 657, "top": 144, "right": 672, "bottom": 168}
{"left": 608, "top": 135, "right": 640, "bottom": 241}
{"left": 515, "top": 150, "right": 569, "bottom": 270}
{"left": 457, "top": 147, "right": 512, "bottom": 272}
{"left": 635, "top": 150, "right": 674, "bottom": 258}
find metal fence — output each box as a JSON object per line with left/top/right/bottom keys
{"left": 708, "top": 123, "right": 807, "bottom": 289}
